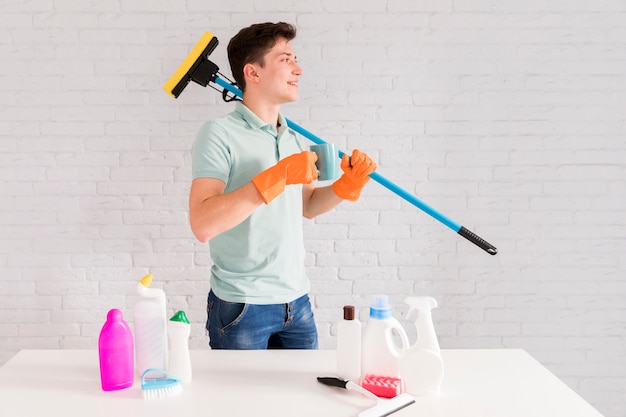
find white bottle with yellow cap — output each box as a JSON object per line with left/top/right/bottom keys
{"left": 134, "top": 273, "right": 168, "bottom": 377}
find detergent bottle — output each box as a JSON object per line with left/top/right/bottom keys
{"left": 98, "top": 308, "right": 134, "bottom": 391}
{"left": 168, "top": 310, "right": 192, "bottom": 383}
{"left": 134, "top": 273, "right": 168, "bottom": 377}
{"left": 361, "top": 295, "right": 410, "bottom": 393}
{"left": 400, "top": 296, "right": 444, "bottom": 396}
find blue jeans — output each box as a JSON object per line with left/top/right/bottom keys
{"left": 206, "top": 290, "right": 319, "bottom": 349}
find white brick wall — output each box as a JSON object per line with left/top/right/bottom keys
{"left": 1, "top": 1, "right": 625, "bottom": 415}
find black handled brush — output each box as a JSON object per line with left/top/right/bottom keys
{"left": 317, "top": 376, "right": 415, "bottom": 417}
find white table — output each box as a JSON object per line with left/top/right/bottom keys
{"left": 0, "top": 349, "right": 604, "bottom": 417}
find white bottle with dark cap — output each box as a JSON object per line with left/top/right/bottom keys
{"left": 336, "top": 305, "right": 362, "bottom": 381}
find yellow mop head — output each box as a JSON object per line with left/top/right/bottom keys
{"left": 163, "top": 32, "right": 219, "bottom": 98}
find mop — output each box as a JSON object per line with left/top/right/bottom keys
{"left": 317, "top": 377, "right": 415, "bottom": 417}
{"left": 163, "top": 32, "right": 498, "bottom": 256}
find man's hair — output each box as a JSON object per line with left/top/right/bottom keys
{"left": 227, "top": 22, "right": 297, "bottom": 92}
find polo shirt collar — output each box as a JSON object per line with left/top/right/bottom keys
{"left": 235, "top": 102, "right": 287, "bottom": 134}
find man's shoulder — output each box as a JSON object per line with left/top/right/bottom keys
{"left": 203, "top": 108, "right": 248, "bottom": 132}
{"left": 197, "top": 109, "right": 233, "bottom": 132}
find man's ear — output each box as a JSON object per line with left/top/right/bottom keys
{"left": 243, "top": 63, "right": 261, "bottom": 85}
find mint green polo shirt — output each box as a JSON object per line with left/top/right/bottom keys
{"left": 191, "top": 102, "right": 309, "bottom": 304}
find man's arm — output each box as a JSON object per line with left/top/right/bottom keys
{"left": 189, "top": 151, "right": 320, "bottom": 242}
{"left": 189, "top": 178, "right": 264, "bottom": 243}
{"left": 302, "top": 183, "right": 343, "bottom": 219}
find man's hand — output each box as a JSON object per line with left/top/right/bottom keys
{"left": 252, "top": 151, "right": 318, "bottom": 204}
{"left": 332, "top": 149, "right": 376, "bottom": 201}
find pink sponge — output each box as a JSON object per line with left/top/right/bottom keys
{"left": 361, "top": 374, "right": 403, "bottom": 398}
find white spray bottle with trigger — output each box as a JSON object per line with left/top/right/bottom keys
{"left": 400, "top": 296, "right": 444, "bottom": 396}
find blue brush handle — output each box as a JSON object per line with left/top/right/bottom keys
{"left": 214, "top": 77, "right": 497, "bottom": 255}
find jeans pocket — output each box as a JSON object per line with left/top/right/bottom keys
{"left": 212, "top": 294, "right": 247, "bottom": 334}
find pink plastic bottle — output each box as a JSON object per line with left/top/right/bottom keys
{"left": 98, "top": 308, "right": 134, "bottom": 391}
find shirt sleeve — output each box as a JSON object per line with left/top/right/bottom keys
{"left": 191, "top": 120, "right": 232, "bottom": 183}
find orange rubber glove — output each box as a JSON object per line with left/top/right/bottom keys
{"left": 252, "top": 151, "right": 318, "bottom": 204}
{"left": 332, "top": 149, "right": 377, "bottom": 201}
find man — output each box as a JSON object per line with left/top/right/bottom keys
{"left": 189, "top": 22, "right": 376, "bottom": 349}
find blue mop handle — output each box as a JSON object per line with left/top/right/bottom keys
{"left": 213, "top": 77, "right": 497, "bottom": 255}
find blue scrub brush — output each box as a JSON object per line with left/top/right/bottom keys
{"left": 141, "top": 369, "right": 183, "bottom": 399}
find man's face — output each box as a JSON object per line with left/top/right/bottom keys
{"left": 254, "top": 38, "right": 303, "bottom": 104}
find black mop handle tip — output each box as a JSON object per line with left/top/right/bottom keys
{"left": 458, "top": 226, "right": 498, "bottom": 255}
